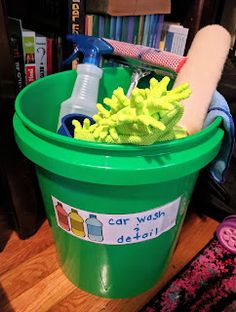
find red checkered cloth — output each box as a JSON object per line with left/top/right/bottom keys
{"left": 104, "top": 38, "right": 187, "bottom": 73}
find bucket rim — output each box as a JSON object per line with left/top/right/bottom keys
{"left": 15, "top": 70, "right": 222, "bottom": 152}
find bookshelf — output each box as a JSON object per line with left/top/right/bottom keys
{"left": 167, "top": 0, "right": 225, "bottom": 52}
{"left": 0, "top": 0, "right": 230, "bottom": 248}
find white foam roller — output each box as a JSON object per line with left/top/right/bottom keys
{"left": 174, "top": 25, "right": 231, "bottom": 134}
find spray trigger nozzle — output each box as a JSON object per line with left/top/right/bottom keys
{"left": 63, "top": 34, "right": 114, "bottom": 67}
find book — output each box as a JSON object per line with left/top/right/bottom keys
{"left": 160, "top": 22, "right": 179, "bottom": 50}
{"left": 86, "top": 0, "right": 171, "bottom": 16}
{"left": 46, "top": 38, "right": 53, "bottom": 75}
{"left": 147, "top": 14, "right": 158, "bottom": 48}
{"left": 142, "top": 15, "right": 151, "bottom": 46}
{"left": 170, "top": 26, "right": 189, "bottom": 56}
{"left": 132, "top": 16, "right": 140, "bottom": 44}
{"left": 163, "top": 24, "right": 189, "bottom": 56}
{"left": 35, "top": 35, "right": 47, "bottom": 79}
{"left": 98, "top": 15, "right": 105, "bottom": 37}
{"left": 55, "top": 35, "right": 63, "bottom": 72}
{"left": 67, "top": 0, "right": 86, "bottom": 34}
{"left": 92, "top": 15, "right": 99, "bottom": 37}
{"left": 121, "top": 16, "right": 129, "bottom": 42}
{"left": 7, "top": 17, "right": 25, "bottom": 92}
{"left": 154, "top": 14, "right": 164, "bottom": 49}
{"left": 85, "top": 15, "right": 88, "bottom": 35}
{"left": 85, "top": 15, "right": 93, "bottom": 36}
{"left": 104, "top": 15, "right": 111, "bottom": 38}
{"left": 127, "top": 16, "right": 134, "bottom": 43}
{"left": 115, "top": 16, "right": 122, "bottom": 41}
{"left": 163, "top": 30, "right": 174, "bottom": 52}
{"left": 66, "top": 0, "right": 86, "bottom": 67}
{"left": 109, "top": 16, "right": 116, "bottom": 39}
{"left": 22, "top": 29, "right": 36, "bottom": 85}
{"left": 137, "top": 15, "right": 145, "bottom": 45}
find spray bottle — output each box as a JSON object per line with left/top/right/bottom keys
{"left": 57, "top": 35, "right": 113, "bottom": 129}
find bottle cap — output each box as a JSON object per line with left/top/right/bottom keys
{"left": 89, "top": 214, "right": 97, "bottom": 218}
{"left": 71, "top": 208, "right": 78, "bottom": 214}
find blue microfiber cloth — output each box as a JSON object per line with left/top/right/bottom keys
{"left": 204, "top": 90, "right": 235, "bottom": 183}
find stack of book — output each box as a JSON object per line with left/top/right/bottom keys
{"left": 8, "top": 17, "right": 55, "bottom": 93}
{"left": 84, "top": 0, "right": 189, "bottom": 56}
{"left": 85, "top": 0, "right": 171, "bottom": 49}
{"left": 85, "top": 14, "right": 165, "bottom": 49}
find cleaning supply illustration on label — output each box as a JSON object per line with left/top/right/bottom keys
{"left": 72, "top": 76, "right": 191, "bottom": 145}
{"left": 86, "top": 214, "right": 104, "bottom": 242}
{"left": 69, "top": 208, "right": 85, "bottom": 237}
{"left": 57, "top": 34, "right": 113, "bottom": 129}
{"left": 55, "top": 202, "right": 70, "bottom": 231}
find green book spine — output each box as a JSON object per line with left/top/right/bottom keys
{"left": 121, "top": 16, "right": 129, "bottom": 42}
{"left": 92, "top": 15, "right": 99, "bottom": 36}
{"left": 104, "top": 15, "right": 111, "bottom": 38}
{"left": 133, "top": 16, "right": 140, "bottom": 44}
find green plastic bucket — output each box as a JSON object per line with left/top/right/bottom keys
{"left": 13, "top": 67, "right": 224, "bottom": 298}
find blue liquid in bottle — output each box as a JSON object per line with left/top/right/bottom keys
{"left": 86, "top": 214, "right": 103, "bottom": 242}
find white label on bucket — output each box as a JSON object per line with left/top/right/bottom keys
{"left": 51, "top": 196, "right": 181, "bottom": 245}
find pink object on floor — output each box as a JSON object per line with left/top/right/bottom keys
{"left": 104, "top": 38, "right": 187, "bottom": 73}
{"left": 216, "top": 215, "right": 236, "bottom": 254}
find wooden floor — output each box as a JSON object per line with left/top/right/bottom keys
{"left": 0, "top": 208, "right": 219, "bottom": 312}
